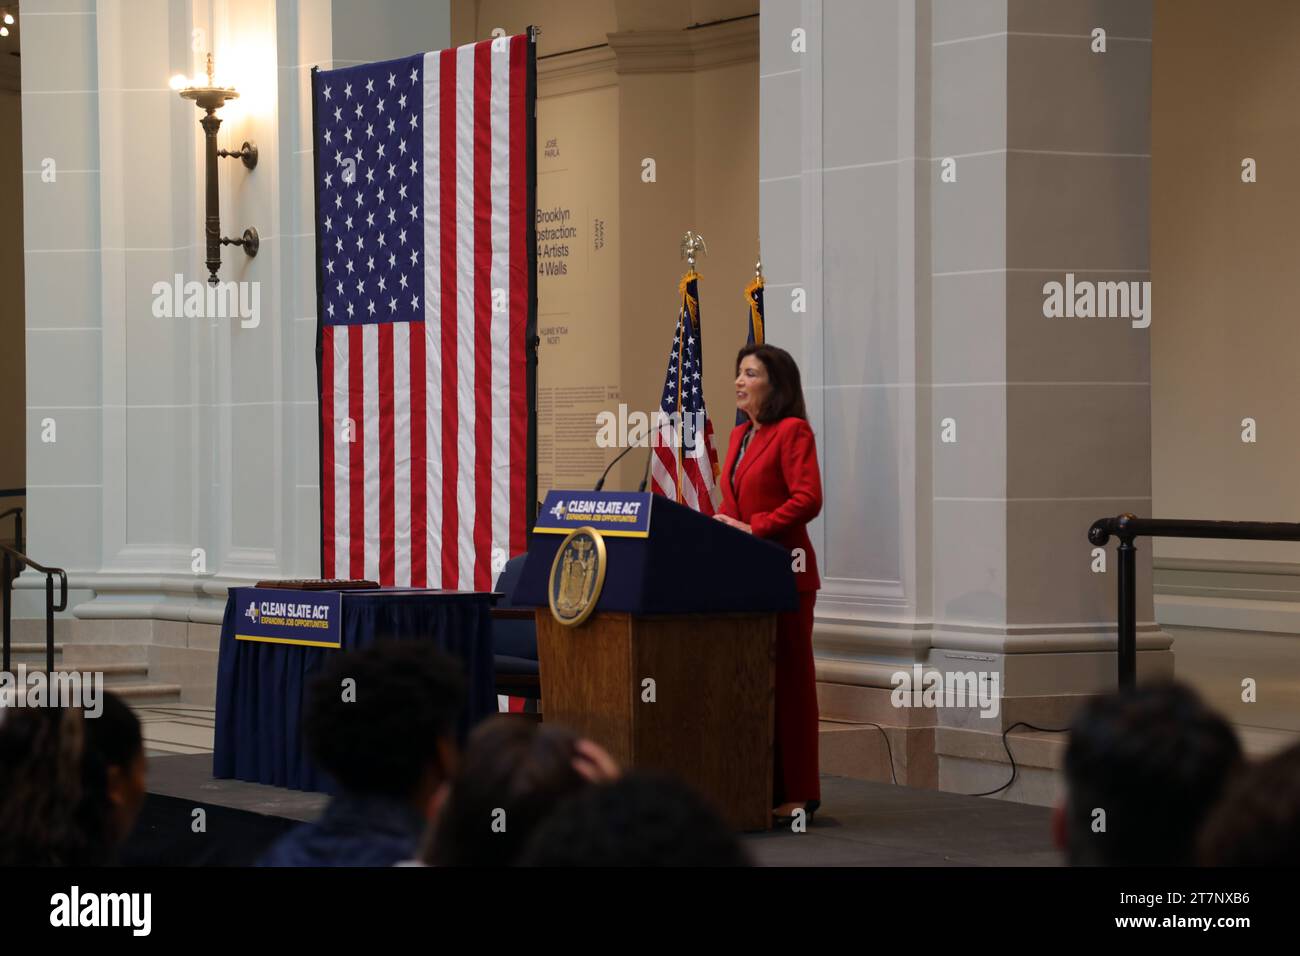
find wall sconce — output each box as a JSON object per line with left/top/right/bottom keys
{"left": 172, "top": 53, "right": 259, "bottom": 286}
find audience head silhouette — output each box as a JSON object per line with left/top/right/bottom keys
{"left": 259, "top": 640, "right": 465, "bottom": 866}
{"left": 304, "top": 639, "right": 465, "bottom": 801}
{"left": 1058, "top": 681, "right": 1241, "bottom": 866}
{"left": 1198, "top": 740, "right": 1300, "bottom": 866}
{"left": 0, "top": 691, "right": 145, "bottom": 866}
{"left": 423, "top": 716, "right": 604, "bottom": 866}
{"left": 518, "top": 772, "right": 751, "bottom": 867}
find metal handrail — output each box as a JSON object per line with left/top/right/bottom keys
{"left": 1088, "top": 513, "right": 1300, "bottom": 688}
{"left": 1, "top": 542, "right": 68, "bottom": 674}
{"left": 1, "top": 505, "right": 24, "bottom": 555}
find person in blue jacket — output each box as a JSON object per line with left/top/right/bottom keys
{"left": 259, "top": 641, "right": 464, "bottom": 867}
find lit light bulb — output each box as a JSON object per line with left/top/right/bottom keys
{"left": 3, "top": 13, "right": 13, "bottom": 26}
{"left": 169, "top": 73, "right": 190, "bottom": 91}
{"left": 0, "top": 26, "right": 8, "bottom": 37}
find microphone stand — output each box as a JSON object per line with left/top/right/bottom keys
{"left": 594, "top": 442, "right": 640, "bottom": 492}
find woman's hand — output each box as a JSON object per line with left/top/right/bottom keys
{"left": 714, "top": 513, "right": 753, "bottom": 535}
{"left": 572, "top": 738, "right": 620, "bottom": 784}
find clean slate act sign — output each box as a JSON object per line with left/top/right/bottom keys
{"left": 232, "top": 587, "right": 343, "bottom": 649}
{"left": 534, "top": 491, "right": 653, "bottom": 538}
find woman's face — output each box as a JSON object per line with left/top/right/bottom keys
{"left": 735, "top": 355, "right": 771, "bottom": 422}
{"left": 107, "top": 750, "right": 148, "bottom": 846}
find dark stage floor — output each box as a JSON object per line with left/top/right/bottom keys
{"left": 128, "top": 753, "right": 1059, "bottom": 867}
{"left": 746, "top": 775, "right": 1059, "bottom": 867}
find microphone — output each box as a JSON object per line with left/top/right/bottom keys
{"left": 637, "top": 446, "right": 653, "bottom": 492}
{"left": 594, "top": 443, "right": 640, "bottom": 491}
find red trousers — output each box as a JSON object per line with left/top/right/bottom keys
{"left": 773, "top": 590, "right": 820, "bottom": 806}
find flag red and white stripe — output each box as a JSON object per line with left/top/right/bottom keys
{"left": 315, "top": 35, "right": 533, "bottom": 590}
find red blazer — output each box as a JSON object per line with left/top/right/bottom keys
{"left": 719, "top": 416, "right": 823, "bottom": 592}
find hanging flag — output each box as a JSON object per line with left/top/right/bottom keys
{"left": 737, "top": 274, "right": 765, "bottom": 425}
{"left": 650, "top": 272, "right": 722, "bottom": 514}
{"left": 313, "top": 34, "right": 537, "bottom": 590}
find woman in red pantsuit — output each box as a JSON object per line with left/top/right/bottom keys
{"left": 715, "top": 344, "right": 822, "bottom": 826}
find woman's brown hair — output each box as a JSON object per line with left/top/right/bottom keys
{"left": 735, "top": 343, "right": 808, "bottom": 423}
{"left": 0, "top": 695, "right": 142, "bottom": 866}
{"left": 422, "top": 716, "right": 590, "bottom": 867}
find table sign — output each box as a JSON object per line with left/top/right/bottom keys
{"left": 232, "top": 587, "right": 342, "bottom": 649}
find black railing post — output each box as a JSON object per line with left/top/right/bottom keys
{"left": 45, "top": 573, "right": 55, "bottom": 674}
{"left": 1088, "top": 513, "right": 1300, "bottom": 690}
{"left": 1116, "top": 536, "right": 1137, "bottom": 689}
{"left": 0, "top": 541, "right": 67, "bottom": 679}
{"left": 2, "top": 550, "right": 10, "bottom": 673}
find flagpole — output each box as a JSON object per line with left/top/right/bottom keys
{"left": 681, "top": 306, "right": 691, "bottom": 504}
{"left": 737, "top": 243, "right": 765, "bottom": 427}
{"left": 310, "top": 65, "right": 327, "bottom": 577}
{"left": 524, "top": 26, "right": 540, "bottom": 539}
{"left": 678, "top": 231, "right": 707, "bottom": 504}
{"left": 746, "top": 251, "right": 765, "bottom": 344}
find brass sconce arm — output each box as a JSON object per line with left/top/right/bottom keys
{"left": 177, "top": 54, "right": 259, "bottom": 286}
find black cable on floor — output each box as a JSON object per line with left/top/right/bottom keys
{"left": 859, "top": 722, "right": 899, "bottom": 786}
{"left": 962, "top": 721, "right": 1070, "bottom": 798}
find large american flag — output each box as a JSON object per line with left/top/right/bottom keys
{"left": 312, "top": 34, "right": 535, "bottom": 590}
{"left": 650, "top": 273, "right": 721, "bottom": 514}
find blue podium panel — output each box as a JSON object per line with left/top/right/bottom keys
{"left": 213, "top": 587, "right": 496, "bottom": 792}
{"left": 514, "top": 493, "right": 799, "bottom": 615}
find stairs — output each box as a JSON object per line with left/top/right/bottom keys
{"left": 5, "top": 641, "right": 183, "bottom": 706}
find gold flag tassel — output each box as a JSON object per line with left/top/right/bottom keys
{"left": 744, "top": 274, "right": 765, "bottom": 345}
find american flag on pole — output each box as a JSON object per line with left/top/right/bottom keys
{"left": 312, "top": 33, "right": 536, "bottom": 590}
{"left": 649, "top": 272, "right": 721, "bottom": 514}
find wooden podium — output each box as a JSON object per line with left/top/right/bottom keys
{"left": 514, "top": 492, "right": 798, "bottom": 831}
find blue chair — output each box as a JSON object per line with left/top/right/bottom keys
{"left": 492, "top": 554, "right": 539, "bottom": 700}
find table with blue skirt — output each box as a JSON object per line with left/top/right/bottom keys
{"left": 213, "top": 587, "right": 496, "bottom": 792}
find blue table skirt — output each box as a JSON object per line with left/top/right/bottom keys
{"left": 213, "top": 588, "right": 496, "bottom": 792}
